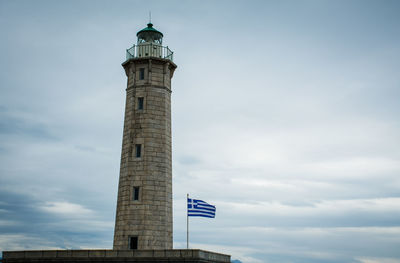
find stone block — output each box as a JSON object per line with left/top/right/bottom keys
{"left": 105, "top": 250, "right": 118, "bottom": 257}
{"left": 57, "top": 250, "right": 72, "bottom": 257}
{"left": 192, "top": 249, "right": 201, "bottom": 258}
{"left": 166, "top": 250, "right": 181, "bottom": 258}
{"left": 117, "top": 250, "right": 133, "bottom": 257}
{"left": 25, "top": 251, "right": 43, "bottom": 258}
{"left": 153, "top": 250, "right": 165, "bottom": 257}
{"left": 88, "top": 250, "right": 106, "bottom": 257}
{"left": 179, "top": 249, "right": 193, "bottom": 258}
{"left": 42, "top": 250, "right": 57, "bottom": 258}
{"left": 4, "top": 251, "right": 25, "bottom": 259}
{"left": 71, "top": 250, "right": 89, "bottom": 257}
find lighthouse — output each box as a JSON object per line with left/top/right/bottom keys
{"left": 113, "top": 23, "right": 177, "bottom": 250}
{"left": 2, "top": 22, "right": 231, "bottom": 263}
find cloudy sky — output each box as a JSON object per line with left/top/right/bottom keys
{"left": 1, "top": 0, "right": 400, "bottom": 262}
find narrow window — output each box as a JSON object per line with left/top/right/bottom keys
{"left": 135, "top": 144, "right": 142, "bottom": 158}
{"left": 129, "top": 236, "right": 138, "bottom": 250}
{"left": 137, "top": 97, "right": 144, "bottom": 110}
{"left": 133, "top": 187, "right": 139, "bottom": 201}
{"left": 139, "top": 68, "right": 145, "bottom": 80}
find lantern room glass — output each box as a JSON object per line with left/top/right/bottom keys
{"left": 137, "top": 23, "right": 163, "bottom": 45}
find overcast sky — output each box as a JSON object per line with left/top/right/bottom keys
{"left": 1, "top": 1, "right": 400, "bottom": 262}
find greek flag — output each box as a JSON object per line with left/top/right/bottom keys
{"left": 187, "top": 198, "right": 216, "bottom": 218}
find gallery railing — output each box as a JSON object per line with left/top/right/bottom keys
{"left": 126, "top": 44, "right": 174, "bottom": 62}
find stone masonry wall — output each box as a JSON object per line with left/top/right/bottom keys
{"left": 2, "top": 249, "right": 231, "bottom": 263}
{"left": 113, "top": 58, "right": 176, "bottom": 250}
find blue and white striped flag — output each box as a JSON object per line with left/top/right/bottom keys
{"left": 187, "top": 198, "right": 216, "bottom": 218}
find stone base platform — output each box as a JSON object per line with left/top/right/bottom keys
{"left": 2, "top": 249, "right": 230, "bottom": 263}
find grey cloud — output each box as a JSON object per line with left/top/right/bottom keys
{"left": 0, "top": 189, "right": 113, "bottom": 250}
{"left": 0, "top": 108, "right": 58, "bottom": 141}
{"left": 1, "top": 0, "right": 400, "bottom": 262}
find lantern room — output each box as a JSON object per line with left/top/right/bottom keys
{"left": 125, "top": 23, "right": 173, "bottom": 61}
{"left": 137, "top": 23, "right": 163, "bottom": 45}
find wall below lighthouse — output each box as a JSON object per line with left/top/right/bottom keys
{"left": 113, "top": 57, "right": 176, "bottom": 250}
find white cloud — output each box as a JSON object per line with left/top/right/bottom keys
{"left": 219, "top": 197, "right": 400, "bottom": 217}
{"left": 0, "top": 220, "right": 17, "bottom": 227}
{"left": 40, "top": 202, "right": 94, "bottom": 217}
{"left": 0, "top": 234, "right": 61, "bottom": 251}
{"left": 356, "top": 257, "right": 400, "bottom": 263}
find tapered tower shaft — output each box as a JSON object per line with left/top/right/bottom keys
{"left": 113, "top": 23, "right": 177, "bottom": 250}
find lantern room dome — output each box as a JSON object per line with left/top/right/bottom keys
{"left": 137, "top": 23, "right": 163, "bottom": 45}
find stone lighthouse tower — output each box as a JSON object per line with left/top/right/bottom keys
{"left": 113, "top": 23, "right": 177, "bottom": 250}
{"left": 2, "top": 22, "right": 230, "bottom": 263}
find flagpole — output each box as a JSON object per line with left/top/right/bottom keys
{"left": 187, "top": 193, "right": 189, "bottom": 249}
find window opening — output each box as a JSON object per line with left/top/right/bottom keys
{"left": 137, "top": 97, "right": 144, "bottom": 110}
{"left": 133, "top": 187, "right": 140, "bottom": 201}
{"left": 135, "top": 144, "right": 142, "bottom": 158}
{"left": 139, "top": 68, "right": 145, "bottom": 80}
{"left": 130, "top": 236, "right": 138, "bottom": 250}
